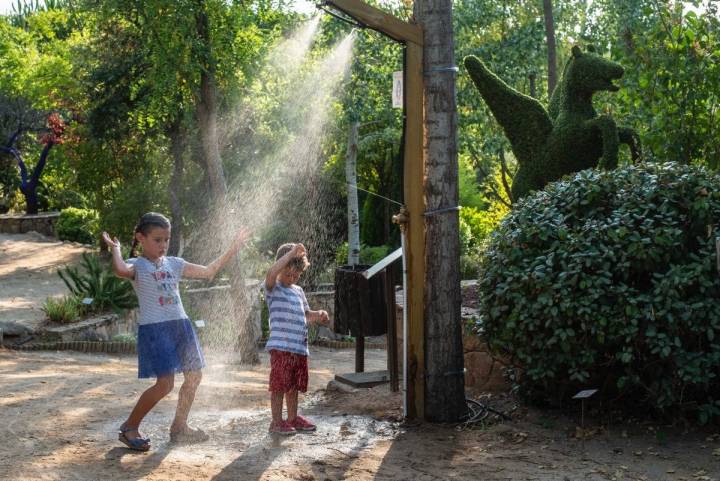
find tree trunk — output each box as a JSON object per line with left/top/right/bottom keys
{"left": 345, "top": 121, "right": 360, "bottom": 266}
{"left": 414, "top": 0, "right": 466, "bottom": 422}
{"left": 529, "top": 71, "right": 537, "bottom": 98}
{"left": 543, "top": 0, "right": 558, "bottom": 95}
{"left": 230, "top": 267, "right": 261, "bottom": 365}
{"left": 194, "top": 0, "right": 256, "bottom": 364}
{"left": 167, "top": 119, "right": 185, "bottom": 257}
{"left": 195, "top": 2, "right": 227, "bottom": 201}
{"left": 22, "top": 187, "right": 39, "bottom": 215}
{"left": 22, "top": 141, "right": 53, "bottom": 215}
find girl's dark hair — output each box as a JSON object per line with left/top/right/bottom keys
{"left": 130, "top": 212, "right": 171, "bottom": 258}
{"left": 275, "top": 243, "right": 310, "bottom": 271}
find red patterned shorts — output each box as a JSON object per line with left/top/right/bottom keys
{"left": 269, "top": 350, "right": 309, "bottom": 393}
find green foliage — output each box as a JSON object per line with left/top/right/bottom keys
{"left": 581, "top": 0, "right": 720, "bottom": 167}
{"left": 458, "top": 159, "right": 510, "bottom": 279}
{"left": 477, "top": 162, "right": 720, "bottom": 421}
{"left": 335, "top": 242, "right": 392, "bottom": 267}
{"left": 0, "top": 160, "right": 18, "bottom": 213}
{"left": 41, "top": 295, "right": 80, "bottom": 323}
{"left": 111, "top": 333, "right": 136, "bottom": 344}
{"left": 56, "top": 207, "right": 98, "bottom": 244}
{"left": 459, "top": 205, "right": 508, "bottom": 280}
{"left": 460, "top": 205, "right": 508, "bottom": 251}
{"left": 9, "top": 0, "right": 69, "bottom": 30}
{"left": 458, "top": 155, "right": 485, "bottom": 210}
{"left": 58, "top": 253, "right": 137, "bottom": 313}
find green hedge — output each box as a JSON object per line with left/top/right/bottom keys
{"left": 477, "top": 162, "right": 720, "bottom": 422}
{"left": 56, "top": 207, "right": 99, "bottom": 244}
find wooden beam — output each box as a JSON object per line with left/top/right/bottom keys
{"left": 323, "top": 0, "right": 423, "bottom": 46}
{"left": 403, "top": 41, "right": 425, "bottom": 419}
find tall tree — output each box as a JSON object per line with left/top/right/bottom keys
{"left": 414, "top": 0, "right": 466, "bottom": 422}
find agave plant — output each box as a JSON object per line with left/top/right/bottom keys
{"left": 58, "top": 253, "right": 137, "bottom": 314}
{"left": 10, "top": 0, "right": 69, "bottom": 29}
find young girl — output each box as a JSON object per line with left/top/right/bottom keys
{"left": 103, "top": 212, "right": 249, "bottom": 451}
{"left": 264, "top": 243, "right": 330, "bottom": 435}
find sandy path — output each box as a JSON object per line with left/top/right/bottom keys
{"left": 0, "top": 233, "right": 90, "bottom": 333}
{"left": 1, "top": 347, "right": 718, "bottom": 481}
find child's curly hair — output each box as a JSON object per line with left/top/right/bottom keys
{"left": 276, "top": 243, "right": 310, "bottom": 271}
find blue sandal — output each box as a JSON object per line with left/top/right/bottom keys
{"left": 118, "top": 423, "right": 151, "bottom": 451}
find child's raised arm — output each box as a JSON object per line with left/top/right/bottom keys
{"left": 183, "top": 227, "right": 250, "bottom": 280}
{"left": 102, "top": 232, "right": 135, "bottom": 279}
{"left": 265, "top": 243, "right": 306, "bottom": 291}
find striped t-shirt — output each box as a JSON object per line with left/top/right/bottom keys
{"left": 127, "top": 256, "right": 188, "bottom": 326}
{"left": 264, "top": 282, "right": 309, "bottom": 356}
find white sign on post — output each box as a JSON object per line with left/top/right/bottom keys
{"left": 392, "top": 71, "right": 403, "bottom": 108}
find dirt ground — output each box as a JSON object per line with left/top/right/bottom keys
{"left": 1, "top": 347, "right": 718, "bottom": 481}
{"left": 0, "top": 232, "right": 90, "bottom": 333}
{"left": 1, "top": 234, "right": 719, "bottom": 480}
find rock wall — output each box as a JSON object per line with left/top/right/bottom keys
{"left": 0, "top": 212, "right": 60, "bottom": 236}
{"left": 41, "top": 309, "right": 138, "bottom": 342}
{"left": 394, "top": 282, "right": 510, "bottom": 393}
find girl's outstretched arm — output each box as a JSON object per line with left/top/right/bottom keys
{"left": 183, "top": 228, "right": 250, "bottom": 280}
{"left": 102, "top": 232, "right": 135, "bottom": 279}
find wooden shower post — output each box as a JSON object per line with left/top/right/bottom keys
{"left": 320, "top": 0, "right": 426, "bottom": 419}
{"left": 402, "top": 41, "right": 425, "bottom": 419}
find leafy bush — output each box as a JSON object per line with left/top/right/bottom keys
{"left": 460, "top": 205, "right": 508, "bottom": 250}
{"left": 42, "top": 296, "right": 80, "bottom": 323}
{"left": 460, "top": 251, "right": 483, "bottom": 280}
{"left": 459, "top": 201, "right": 509, "bottom": 280}
{"left": 477, "top": 162, "right": 720, "bottom": 422}
{"left": 56, "top": 207, "right": 99, "bottom": 244}
{"left": 58, "top": 253, "right": 137, "bottom": 313}
{"left": 111, "top": 333, "right": 136, "bottom": 344}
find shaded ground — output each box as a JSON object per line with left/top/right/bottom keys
{"left": 0, "top": 232, "right": 90, "bottom": 333}
{"left": 1, "top": 347, "right": 718, "bottom": 481}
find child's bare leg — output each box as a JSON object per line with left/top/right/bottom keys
{"left": 271, "top": 391, "right": 285, "bottom": 423}
{"left": 124, "top": 374, "right": 175, "bottom": 440}
{"left": 170, "top": 370, "right": 202, "bottom": 433}
{"left": 286, "top": 390, "right": 299, "bottom": 421}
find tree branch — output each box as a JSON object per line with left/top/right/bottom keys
{"left": 498, "top": 149, "right": 514, "bottom": 205}
{"left": 0, "top": 146, "right": 27, "bottom": 185}
{"left": 470, "top": 149, "right": 512, "bottom": 209}
{"left": 30, "top": 141, "right": 54, "bottom": 188}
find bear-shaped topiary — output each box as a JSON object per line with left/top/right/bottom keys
{"left": 464, "top": 46, "right": 640, "bottom": 201}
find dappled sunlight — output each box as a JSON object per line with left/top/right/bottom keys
{"left": 0, "top": 297, "right": 45, "bottom": 309}
{"left": 0, "top": 392, "right": 37, "bottom": 406}
{"left": 60, "top": 406, "right": 93, "bottom": 419}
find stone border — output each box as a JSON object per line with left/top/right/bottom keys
{"left": 4, "top": 340, "right": 137, "bottom": 354}
{"left": 0, "top": 212, "right": 60, "bottom": 236}
{"left": 2, "top": 338, "right": 385, "bottom": 354}
{"left": 314, "top": 338, "right": 386, "bottom": 350}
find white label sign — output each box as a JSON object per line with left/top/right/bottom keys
{"left": 392, "top": 71, "right": 403, "bottom": 108}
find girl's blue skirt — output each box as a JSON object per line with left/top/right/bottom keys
{"left": 137, "top": 318, "right": 205, "bottom": 378}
